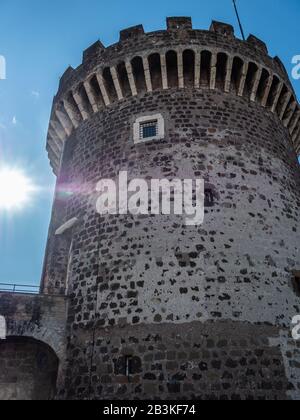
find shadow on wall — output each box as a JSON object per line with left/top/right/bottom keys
{"left": 0, "top": 337, "right": 59, "bottom": 401}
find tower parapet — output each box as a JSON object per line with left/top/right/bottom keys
{"left": 46, "top": 18, "right": 300, "bottom": 174}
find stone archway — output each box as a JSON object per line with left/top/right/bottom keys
{"left": 0, "top": 336, "right": 59, "bottom": 400}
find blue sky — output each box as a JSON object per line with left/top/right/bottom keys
{"left": 0, "top": 0, "right": 299, "bottom": 287}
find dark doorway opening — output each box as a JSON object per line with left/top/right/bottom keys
{"left": 0, "top": 337, "right": 59, "bottom": 400}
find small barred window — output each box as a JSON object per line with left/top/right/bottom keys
{"left": 133, "top": 114, "right": 165, "bottom": 144}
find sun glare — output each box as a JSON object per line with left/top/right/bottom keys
{"left": 0, "top": 167, "right": 36, "bottom": 211}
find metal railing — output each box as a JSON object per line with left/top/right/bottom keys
{"left": 0, "top": 283, "right": 40, "bottom": 294}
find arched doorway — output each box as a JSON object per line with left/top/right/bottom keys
{"left": 0, "top": 337, "right": 59, "bottom": 400}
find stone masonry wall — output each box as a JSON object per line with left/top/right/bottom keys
{"left": 48, "top": 87, "right": 300, "bottom": 399}
{"left": 64, "top": 89, "right": 299, "bottom": 327}
{"left": 62, "top": 322, "right": 299, "bottom": 400}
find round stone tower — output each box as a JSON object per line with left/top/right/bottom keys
{"left": 42, "top": 18, "right": 300, "bottom": 400}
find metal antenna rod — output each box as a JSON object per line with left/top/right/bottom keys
{"left": 232, "top": 0, "right": 246, "bottom": 41}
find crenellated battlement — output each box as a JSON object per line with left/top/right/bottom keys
{"left": 46, "top": 18, "right": 300, "bottom": 174}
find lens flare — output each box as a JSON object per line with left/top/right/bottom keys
{"left": 0, "top": 167, "right": 36, "bottom": 211}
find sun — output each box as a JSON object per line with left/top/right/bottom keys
{"left": 0, "top": 167, "right": 36, "bottom": 211}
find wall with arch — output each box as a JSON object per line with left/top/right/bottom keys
{"left": 0, "top": 293, "right": 66, "bottom": 365}
{"left": 0, "top": 337, "right": 59, "bottom": 400}
{"left": 0, "top": 293, "right": 67, "bottom": 400}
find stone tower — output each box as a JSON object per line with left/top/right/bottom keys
{"left": 4, "top": 17, "right": 300, "bottom": 400}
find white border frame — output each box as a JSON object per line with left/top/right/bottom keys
{"left": 133, "top": 113, "right": 165, "bottom": 144}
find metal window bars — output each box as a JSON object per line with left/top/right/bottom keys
{"left": 140, "top": 120, "right": 158, "bottom": 139}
